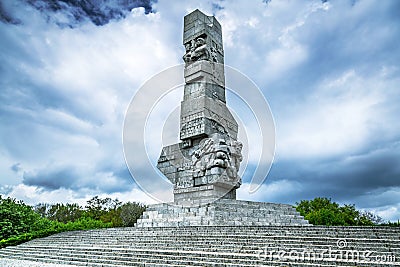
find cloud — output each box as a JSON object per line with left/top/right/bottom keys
{"left": 10, "top": 163, "right": 21, "bottom": 173}
{"left": 369, "top": 203, "right": 400, "bottom": 222}
{"left": 0, "top": 0, "right": 179, "bottom": 200}
{"left": 264, "top": 142, "right": 400, "bottom": 217}
{"left": 2, "top": 183, "right": 160, "bottom": 206}
{"left": 23, "top": 166, "right": 80, "bottom": 190}
{"left": 276, "top": 68, "right": 400, "bottom": 159}
{"left": 1, "top": 0, "right": 156, "bottom": 27}
{"left": 205, "top": 0, "right": 400, "bottom": 221}
{"left": 21, "top": 162, "right": 136, "bottom": 194}
{"left": 238, "top": 179, "right": 304, "bottom": 204}
{"left": 0, "top": 0, "right": 399, "bottom": 222}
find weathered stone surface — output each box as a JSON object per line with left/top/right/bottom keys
{"left": 157, "top": 9, "right": 241, "bottom": 204}
{"left": 136, "top": 199, "right": 310, "bottom": 227}
{"left": 1, "top": 224, "right": 399, "bottom": 266}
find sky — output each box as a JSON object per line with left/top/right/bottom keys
{"left": 0, "top": 0, "right": 399, "bottom": 221}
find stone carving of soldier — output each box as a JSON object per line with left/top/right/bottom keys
{"left": 192, "top": 138, "right": 214, "bottom": 177}
{"left": 191, "top": 37, "right": 210, "bottom": 61}
{"left": 182, "top": 42, "right": 192, "bottom": 63}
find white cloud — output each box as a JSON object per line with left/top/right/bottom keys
{"left": 1, "top": 0, "right": 399, "bottom": 221}
{"left": 371, "top": 205, "right": 400, "bottom": 222}
{"left": 3, "top": 183, "right": 159, "bottom": 206}
{"left": 0, "top": 3, "right": 184, "bottom": 197}
{"left": 277, "top": 68, "right": 398, "bottom": 160}
{"left": 238, "top": 179, "right": 303, "bottom": 204}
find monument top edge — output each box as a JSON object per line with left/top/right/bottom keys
{"left": 183, "top": 9, "right": 222, "bottom": 46}
{"left": 184, "top": 9, "right": 222, "bottom": 30}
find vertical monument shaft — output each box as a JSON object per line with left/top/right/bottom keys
{"left": 158, "top": 9, "right": 242, "bottom": 205}
{"left": 136, "top": 9, "right": 309, "bottom": 229}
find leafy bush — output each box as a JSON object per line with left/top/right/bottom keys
{"left": 0, "top": 196, "right": 43, "bottom": 240}
{"left": 379, "top": 220, "right": 400, "bottom": 227}
{"left": 85, "top": 196, "right": 122, "bottom": 221}
{"left": 0, "top": 194, "right": 145, "bottom": 248}
{"left": 296, "top": 197, "right": 381, "bottom": 226}
{"left": 84, "top": 197, "right": 146, "bottom": 227}
{"left": 35, "top": 203, "right": 83, "bottom": 223}
{"left": 120, "top": 202, "right": 146, "bottom": 227}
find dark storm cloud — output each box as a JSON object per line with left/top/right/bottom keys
{"left": 266, "top": 140, "right": 400, "bottom": 208}
{"left": 0, "top": 0, "right": 173, "bottom": 202}
{"left": 1, "top": 0, "right": 156, "bottom": 27}
{"left": 1, "top": 0, "right": 399, "bottom": 219}
{"left": 0, "top": 1, "right": 20, "bottom": 24}
{"left": 23, "top": 167, "right": 79, "bottom": 190}
{"left": 10, "top": 163, "right": 22, "bottom": 173}
{"left": 23, "top": 164, "right": 135, "bottom": 193}
{"left": 263, "top": 0, "right": 400, "bottom": 106}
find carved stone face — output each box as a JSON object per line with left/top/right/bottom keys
{"left": 184, "top": 43, "right": 192, "bottom": 52}
{"left": 195, "top": 37, "right": 205, "bottom": 47}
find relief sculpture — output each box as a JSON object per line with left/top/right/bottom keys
{"left": 191, "top": 134, "right": 242, "bottom": 183}
{"left": 183, "top": 37, "right": 211, "bottom": 63}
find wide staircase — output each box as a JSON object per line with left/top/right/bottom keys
{"left": 0, "top": 225, "right": 399, "bottom": 266}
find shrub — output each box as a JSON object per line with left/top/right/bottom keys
{"left": 0, "top": 196, "right": 43, "bottom": 240}
{"left": 296, "top": 197, "right": 380, "bottom": 226}
{"left": 119, "top": 202, "right": 146, "bottom": 227}
{"left": 0, "top": 195, "right": 145, "bottom": 248}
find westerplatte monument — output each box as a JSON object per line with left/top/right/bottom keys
{"left": 159, "top": 9, "right": 242, "bottom": 205}
{"left": 1, "top": 10, "right": 397, "bottom": 267}
{"left": 135, "top": 9, "right": 309, "bottom": 227}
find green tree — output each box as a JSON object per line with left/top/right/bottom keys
{"left": 359, "top": 210, "right": 384, "bottom": 225}
{"left": 35, "top": 203, "right": 83, "bottom": 223}
{"left": 296, "top": 197, "right": 380, "bottom": 226}
{"left": 119, "top": 202, "right": 146, "bottom": 227}
{"left": 100, "top": 208, "right": 123, "bottom": 227}
{"left": 85, "top": 196, "right": 122, "bottom": 223}
{"left": 34, "top": 203, "right": 51, "bottom": 218}
{"left": 0, "top": 196, "right": 43, "bottom": 240}
{"left": 48, "top": 203, "right": 83, "bottom": 223}
{"left": 85, "top": 196, "right": 108, "bottom": 220}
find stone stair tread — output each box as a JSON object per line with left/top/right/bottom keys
{"left": 1, "top": 225, "right": 398, "bottom": 267}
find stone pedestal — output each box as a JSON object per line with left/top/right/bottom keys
{"left": 135, "top": 199, "right": 310, "bottom": 227}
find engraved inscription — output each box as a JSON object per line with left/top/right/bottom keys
{"left": 180, "top": 117, "right": 205, "bottom": 139}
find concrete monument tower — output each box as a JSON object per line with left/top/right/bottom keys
{"left": 157, "top": 9, "right": 242, "bottom": 205}
{"left": 135, "top": 10, "right": 309, "bottom": 227}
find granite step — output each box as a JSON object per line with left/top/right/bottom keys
{"left": 1, "top": 225, "right": 398, "bottom": 266}
{"left": 18, "top": 236, "right": 400, "bottom": 251}
{"left": 1, "top": 247, "right": 397, "bottom": 267}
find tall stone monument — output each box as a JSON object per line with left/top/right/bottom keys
{"left": 135, "top": 10, "right": 309, "bottom": 227}
{"left": 157, "top": 9, "right": 242, "bottom": 205}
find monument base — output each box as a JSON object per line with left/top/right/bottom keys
{"left": 135, "top": 199, "right": 310, "bottom": 227}
{"left": 173, "top": 183, "right": 237, "bottom": 206}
